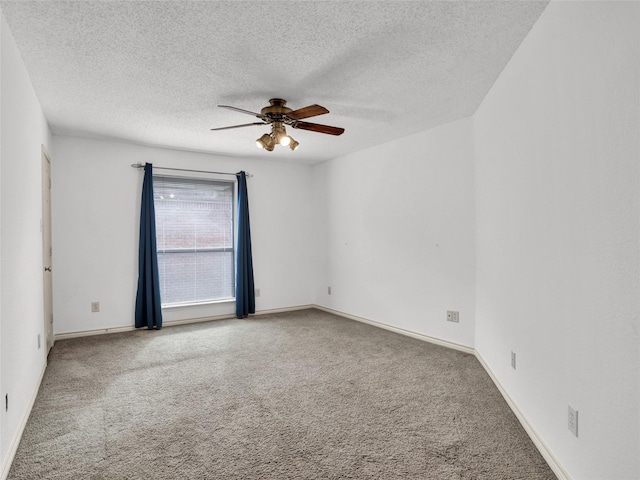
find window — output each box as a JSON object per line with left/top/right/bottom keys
{"left": 153, "top": 176, "right": 235, "bottom": 305}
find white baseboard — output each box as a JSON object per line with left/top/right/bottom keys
{"left": 315, "top": 304, "right": 569, "bottom": 479}
{"left": 55, "top": 324, "right": 138, "bottom": 340}
{"left": 254, "top": 304, "right": 315, "bottom": 317}
{"left": 54, "top": 304, "right": 315, "bottom": 341}
{"left": 474, "top": 352, "right": 570, "bottom": 480}
{"left": 314, "top": 305, "right": 475, "bottom": 355}
{"left": 0, "top": 360, "right": 47, "bottom": 480}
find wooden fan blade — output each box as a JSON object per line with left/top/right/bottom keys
{"left": 293, "top": 121, "right": 345, "bottom": 136}
{"left": 218, "top": 105, "right": 268, "bottom": 120}
{"left": 210, "top": 122, "right": 265, "bottom": 131}
{"left": 286, "top": 104, "right": 329, "bottom": 120}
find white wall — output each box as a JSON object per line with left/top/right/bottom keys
{"left": 313, "top": 117, "right": 476, "bottom": 349}
{"left": 0, "top": 10, "right": 52, "bottom": 476}
{"left": 51, "top": 136, "right": 316, "bottom": 335}
{"left": 474, "top": 2, "right": 639, "bottom": 479}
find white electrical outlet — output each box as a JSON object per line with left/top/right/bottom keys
{"left": 255, "top": 288, "right": 261, "bottom": 297}
{"left": 91, "top": 302, "right": 100, "bottom": 313}
{"left": 447, "top": 311, "right": 459, "bottom": 323}
{"left": 568, "top": 406, "right": 578, "bottom": 437}
{"left": 37, "top": 334, "right": 41, "bottom": 349}
{"left": 328, "top": 286, "right": 332, "bottom": 295}
{"left": 511, "top": 351, "right": 516, "bottom": 369}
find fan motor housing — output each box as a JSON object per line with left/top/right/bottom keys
{"left": 261, "top": 98, "right": 292, "bottom": 118}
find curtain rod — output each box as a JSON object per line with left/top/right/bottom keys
{"left": 130, "top": 162, "right": 253, "bottom": 177}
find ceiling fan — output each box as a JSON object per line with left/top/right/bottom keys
{"left": 211, "top": 98, "right": 345, "bottom": 151}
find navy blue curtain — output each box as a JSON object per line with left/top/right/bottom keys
{"left": 135, "top": 163, "right": 163, "bottom": 329}
{"left": 235, "top": 171, "right": 255, "bottom": 318}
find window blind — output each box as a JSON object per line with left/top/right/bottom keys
{"left": 153, "top": 176, "right": 235, "bottom": 305}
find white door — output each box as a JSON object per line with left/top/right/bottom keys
{"left": 42, "top": 148, "right": 54, "bottom": 353}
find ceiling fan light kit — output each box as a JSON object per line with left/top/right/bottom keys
{"left": 271, "top": 121, "right": 293, "bottom": 148}
{"left": 255, "top": 133, "right": 275, "bottom": 151}
{"left": 212, "top": 98, "right": 344, "bottom": 152}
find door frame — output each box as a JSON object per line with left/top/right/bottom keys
{"left": 42, "top": 145, "right": 54, "bottom": 354}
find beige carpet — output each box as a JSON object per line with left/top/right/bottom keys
{"left": 9, "top": 309, "right": 556, "bottom": 479}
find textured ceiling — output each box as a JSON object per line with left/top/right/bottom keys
{"left": 0, "top": 1, "right": 548, "bottom": 165}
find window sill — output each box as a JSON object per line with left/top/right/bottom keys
{"left": 161, "top": 298, "right": 235, "bottom": 310}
